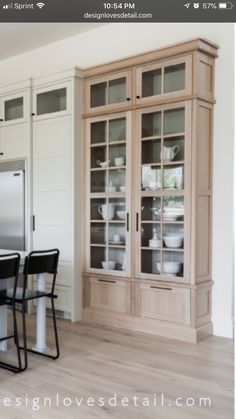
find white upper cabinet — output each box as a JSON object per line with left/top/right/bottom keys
{"left": 32, "top": 81, "right": 71, "bottom": 120}
{"left": 0, "top": 83, "right": 31, "bottom": 160}
{"left": 0, "top": 91, "right": 29, "bottom": 126}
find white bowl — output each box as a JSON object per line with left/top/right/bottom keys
{"left": 163, "top": 214, "right": 177, "bottom": 221}
{"left": 156, "top": 261, "right": 182, "bottom": 275}
{"left": 164, "top": 236, "right": 183, "bottom": 248}
{"left": 105, "top": 186, "right": 116, "bottom": 193}
{"left": 101, "top": 261, "right": 116, "bottom": 270}
{"left": 117, "top": 210, "right": 126, "bottom": 220}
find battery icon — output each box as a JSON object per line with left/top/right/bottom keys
{"left": 218, "top": 2, "right": 233, "bottom": 8}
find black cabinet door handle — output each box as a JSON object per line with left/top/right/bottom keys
{"left": 0, "top": 119, "right": 3, "bottom": 122}
{"left": 126, "top": 97, "right": 131, "bottom": 101}
{"left": 0, "top": 152, "right": 3, "bottom": 156}
{"left": 136, "top": 95, "right": 140, "bottom": 99}
{"left": 150, "top": 286, "right": 172, "bottom": 291}
{"left": 33, "top": 215, "right": 35, "bottom": 231}
{"left": 136, "top": 213, "right": 139, "bottom": 231}
{"left": 98, "top": 279, "right": 116, "bottom": 284}
{"left": 31, "top": 113, "right": 35, "bottom": 116}
{"left": 126, "top": 213, "right": 129, "bottom": 232}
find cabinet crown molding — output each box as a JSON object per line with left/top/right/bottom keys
{"left": 83, "top": 37, "right": 219, "bottom": 79}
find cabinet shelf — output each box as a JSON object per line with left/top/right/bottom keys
{"left": 163, "top": 132, "right": 185, "bottom": 139}
{"left": 141, "top": 246, "right": 184, "bottom": 252}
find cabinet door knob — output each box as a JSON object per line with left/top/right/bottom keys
{"left": 31, "top": 113, "right": 35, "bottom": 116}
{"left": 0, "top": 119, "right": 3, "bottom": 122}
{"left": 136, "top": 95, "right": 140, "bottom": 99}
{"left": 0, "top": 152, "right": 4, "bottom": 156}
{"left": 126, "top": 97, "right": 131, "bottom": 101}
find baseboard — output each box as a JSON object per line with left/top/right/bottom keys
{"left": 82, "top": 309, "right": 213, "bottom": 343}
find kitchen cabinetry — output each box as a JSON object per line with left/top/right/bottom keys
{"left": 32, "top": 69, "right": 83, "bottom": 321}
{"left": 0, "top": 81, "right": 31, "bottom": 160}
{"left": 83, "top": 38, "right": 218, "bottom": 343}
{"left": 85, "top": 71, "right": 132, "bottom": 114}
{"left": 85, "top": 112, "right": 132, "bottom": 277}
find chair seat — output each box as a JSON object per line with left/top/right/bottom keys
{"left": 0, "top": 287, "right": 56, "bottom": 301}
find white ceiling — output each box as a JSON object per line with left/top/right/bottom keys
{"left": 0, "top": 23, "right": 103, "bottom": 60}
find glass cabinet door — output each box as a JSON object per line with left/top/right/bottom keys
{"left": 33, "top": 83, "right": 69, "bottom": 118}
{"left": 88, "top": 113, "right": 131, "bottom": 276}
{"left": 87, "top": 72, "right": 131, "bottom": 112}
{"left": 1, "top": 93, "right": 26, "bottom": 124}
{"left": 136, "top": 56, "right": 192, "bottom": 103}
{"left": 136, "top": 103, "right": 190, "bottom": 282}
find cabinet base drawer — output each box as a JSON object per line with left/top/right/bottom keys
{"left": 135, "top": 283, "right": 190, "bottom": 325}
{"left": 82, "top": 309, "right": 212, "bottom": 343}
{"left": 85, "top": 277, "right": 131, "bottom": 314}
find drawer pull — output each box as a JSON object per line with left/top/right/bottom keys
{"left": 136, "top": 212, "right": 139, "bottom": 231}
{"left": 150, "top": 286, "right": 172, "bottom": 291}
{"left": 126, "top": 213, "right": 129, "bottom": 232}
{"left": 98, "top": 279, "right": 116, "bottom": 284}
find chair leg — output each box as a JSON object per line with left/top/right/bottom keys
{"left": 51, "top": 296, "right": 60, "bottom": 359}
{"left": 20, "top": 303, "right": 28, "bottom": 371}
{"left": 12, "top": 303, "right": 22, "bottom": 371}
{"left": 19, "top": 297, "right": 60, "bottom": 361}
{"left": 0, "top": 304, "right": 26, "bottom": 374}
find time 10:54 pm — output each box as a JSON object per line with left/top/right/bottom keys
{"left": 103, "top": 3, "right": 136, "bottom": 9}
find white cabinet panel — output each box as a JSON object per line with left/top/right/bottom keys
{"left": 33, "top": 116, "right": 70, "bottom": 158}
{"left": 35, "top": 157, "right": 68, "bottom": 191}
{"left": 34, "top": 226, "right": 72, "bottom": 261}
{"left": 33, "top": 114, "right": 73, "bottom": 262}
{"left": 35, "top": 191, "right": 70, "bottom": 226}
{"left": 0, "top": 124, "right": 29, "bottom": 159}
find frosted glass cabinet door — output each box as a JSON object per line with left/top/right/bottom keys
{"left": 86, "top": 71, "right": 132, "bottom": 113}
{"left": 0, "top": 92, "right": 27, "bottom": 125}
{"left": 33, "top": 82, "right": 70, "bottom": 119}
{"left": 136, "top": 56, "right": 192, "bottom": 104}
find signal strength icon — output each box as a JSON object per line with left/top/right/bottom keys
{"left": 37, "top": 2, "right": 45, "bottom": 9}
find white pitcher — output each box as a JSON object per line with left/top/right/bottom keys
{"left": 161, "top": 145, "right": 180, "bottom": 162}
{"left": 98, "top": 203, "right": 115, "bottom": 221}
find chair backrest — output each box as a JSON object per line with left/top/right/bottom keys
{"left": 0, "top": 253, "right": 20, "bottom": 280}
{"left": 23, "top": 249, "right": 59, "bottom": 276}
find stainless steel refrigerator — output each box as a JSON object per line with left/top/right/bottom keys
{"left": 0, "top": 161, "right": 26, "bottom": 251}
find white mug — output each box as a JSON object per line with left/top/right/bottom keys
{"left": 98, "top": 203, "right": 115, "bottom": 221}
{"left": 114, "top": 157, "right": 125, "bottom": 166}
{"left": 161, "top": 145, "right": 180, "bottom": 162}
{"left": 113, "top": 234, "right": 120, "bottom": 242}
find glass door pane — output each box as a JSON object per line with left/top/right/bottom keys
{"left": 164, "top": 63, "right": 185, "bottom": 93}
{"left": 37, "top": 88, "right": 66, "bottom": 115}
{"left": 90, "top": 82, "right": 107, "bottom": 108}
{"left": 4, "top": 97, "right": 24, "bottom": 121}
{"left": 142, "top": 69, "right": 162, "bottom": 98}
{"left": 89, "top": 115, "right": 129, "bottom": 274}
{"left": 164, "top": 108, "right": 185, "bottom": 135}
{"left": 142, "top": 111, "right": 161, "bottom": 138}
{"left": 139, "top": 105, "right": 186, "bottom": 280}
{"left": 108, "top": 78, "right": 126, "bottom": 104}
{"left": 90, "top": 76, "right": 127, "bottom": 109}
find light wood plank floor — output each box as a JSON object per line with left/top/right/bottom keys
{"left": 0, "top": 315, "right": 234, "bottom": 419}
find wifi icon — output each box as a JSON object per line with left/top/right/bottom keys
{"left": 37, "top": 2, "right": 45, "bottom": 9}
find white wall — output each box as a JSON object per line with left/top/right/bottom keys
{"left": 0, "top": 22, "right": 233, "bottom": 338}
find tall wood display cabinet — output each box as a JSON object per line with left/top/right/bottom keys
{"left": 82, "top": 38, "right": 218, "bottom": 342}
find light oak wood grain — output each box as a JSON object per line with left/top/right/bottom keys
{"left": 0, "top": 316, "right": 233, "bottom": 419}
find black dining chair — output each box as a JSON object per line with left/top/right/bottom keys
{"left": 0, "top": 253, "right": 24, "bottom": 373}
{"left": 6, "top": 249, "right": 60, "bottom": 371}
